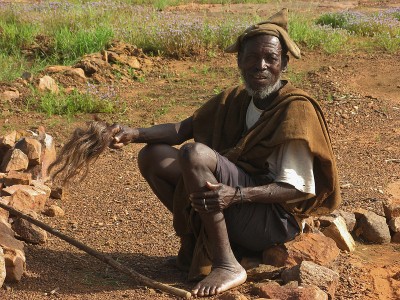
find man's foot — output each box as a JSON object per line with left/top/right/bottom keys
{"left": 191, "top": 263, "right": 247, "bottom": 297}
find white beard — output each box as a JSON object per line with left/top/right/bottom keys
{"left": 244, "top": 78, "right": 282, "bottom": 100}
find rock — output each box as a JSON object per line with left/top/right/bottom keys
{"left": 240, "top": 256, "right": 261, "bottom": 270}
{"left": 50, "top": 186, "right": 63, "bottom": 200}
{"left": 321, "top": 216, "right": 356, "bottom": 252}
{"left": 108, "top": 52, "right": 142, "bottom": 69}
{"left": 31, "top": 180, "right": 51, "bottom": 198}
{"left": 38, "top": 75, "right": 59, "bottom": 94}
{"left": 3, "top": 247, "right": 25, "bottom": 282}
{"left": 75, "top": 55, "right": 109, "bottom": 76}
{"left": 1, "top": 149, "right": 29, "bottom": 172}
{"left": 246, "top": 264, "right": 283, "bottom": 281}
{"left": 217, "top": 291, "right": 249, "bottom": 300}
{"left": 392, "top": 232, "right": 400, "bottom": 243}
{"left": 262, "top": 233, "right": 340, "bottom": 268}
{"left": 39, "top": 133, "right": 56, "bottom": 181}
{"left": 5, "top": 185, "right": 48, "bottom": 212}
{"left": 45, "top": 65, "right": 71, "bottom": 73}
{"left": 2, "top": 90, "right": 20, "bottom": 102}
{"left": 253, "top": 282, "right": 328, "bottom": 300}
{"left": 281, "top": 261, "right": 339, "bottom": 299}
{"left": 336, "top": 210, "right": 356, "bottom": 232}
{"left": 0, "top": 247, "right": 6, "bottom": 288}
{"left": 354, "top": 210, "right": 391, "bottom": 244}
{"left": 15, "top": 137, "right": 42, "bottom": 166}
{"left": 21, "top": 72, "right": 33, "bottom": 82}
{"left": 3, "top": 171, "right": 32, "bottom": 186}
{"left": 42, "top": 205, "right": 64, "bottom": 217}
{"left": 389, "top": 217, "right": 400, "bottom": 232}
{"left": 0, "top": 197, "right": 10, "bottom": 222}
{"left": 0, "top": 219, "right": 24, "bottom": 251}
{"left": 64, "top": 68, "right": 86, "bottom": 82}
{"left": 12, "top": 217, "right": 47, "bottom": 244}
{"left": 0, "top": 219, "right": 25, "bottom": 283}
{"left": 383, "top": 198, "right": 400, "bottom": 219}
{"left": 0, "top": 131, "right": 17, "bottom": 148}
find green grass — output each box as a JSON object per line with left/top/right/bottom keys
{"left": 26, "top": 88, "right": 117, "bottom": 117}
{"left": 289, "top": 14, "right": 350, "bottom": 53}
{"left": 1, "top": 2, "right": 398, "bottom": 82}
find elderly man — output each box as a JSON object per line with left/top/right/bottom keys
{"left": 110, "top": 8, "right": 341, "bottom": 297}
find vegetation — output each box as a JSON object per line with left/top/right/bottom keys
{"left": 0, "top": 1, "right": 398, "bottom": 115}
{"left": 26, "top": 87, "right": 118, "bottom": 117}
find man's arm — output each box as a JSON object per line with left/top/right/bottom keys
{"left": 111, "top": 116, "right": 193, "bottom": 148}
{"left": 239, "top": 182, "right": 313, "bottom": 204}
{"left": 190, "top": 181, "right": 313, "bottom": 212}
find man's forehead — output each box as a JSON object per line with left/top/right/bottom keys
{"left": 243, "top": 35, "right": 282, "bottom": 52}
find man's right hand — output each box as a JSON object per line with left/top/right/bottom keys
{"left": 108, "top": 124, "right": 138, "bottom": 149}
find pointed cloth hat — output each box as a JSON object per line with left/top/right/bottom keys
{"left": 225, "top": 8, "right": 301, "bottom": 59}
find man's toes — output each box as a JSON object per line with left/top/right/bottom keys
{"left": 199, "top": 286, "right": 208, "bottom": 297}
{"left": 209, "top": 286, "right": 217, "bottom": 295}
{"left": 203, "top": 286, "right": 211, "bottom": 296}
{"left": 191, "top": 284, "right": 200, "bottom": 295}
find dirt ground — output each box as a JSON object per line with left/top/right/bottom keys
{"left": 1, "top": 1, "right": 400, "bottom": 299}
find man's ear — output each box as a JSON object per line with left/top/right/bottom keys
{"left": 281, "top": 54, "right": 289, "bottom": 72}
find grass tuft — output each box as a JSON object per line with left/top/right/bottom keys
{"left": 26, "top": 88, "right": 118, "bottom": 117}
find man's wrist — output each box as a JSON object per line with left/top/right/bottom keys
{"left": 235, "top": 186, "right": 244, "bottom": 204}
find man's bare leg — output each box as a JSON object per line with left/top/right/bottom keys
{"left": 138, "top": 144, "right": 181, "bottom": 212}
{"left": 178, "top": 143, "right": 247, "bottom": 297}
{"left": 138, "top": 144, "right": 194, "bottom": 269}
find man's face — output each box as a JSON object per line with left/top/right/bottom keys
{"left": 238, "top": 35, "right": 287, "bottom": 100}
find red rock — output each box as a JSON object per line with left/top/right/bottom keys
{"left": 42, "top": 205, "right": 64, "bottom": 217}
{"left": 15, "top": 137, "right": 42, "bottom": 166}
{"left": 31, "top": 180, "right": 51, "bottom": 198}
{"left": 253, "top": 282, "right": 328, "bottom": 300}
{"left": 383, "top": 198, "right": 400, "bottom": 219}
{"left": 262, "top": 233, "right": 340, "bottom": 267}
{"left": 3, "top": 247, "right": 25, "bottom": 282}
{"left": 392, "top": 232, "right": 400, "bottom": 243}
{"left": 217, "top": 291, "right": 249, "bottom": 300}
{"left": 0, "top": 219, "right": 25, "bottom": 283}
{"left": 354, "top": 210, "right": 391, "bottom": 244}
{"left": 38, "top": 75, "right": 59, "bottom": 94}
{"left": 0, "top": 247, "right": 6, "bottom": 288}
{"left": 322, "top": 216, "right": 356, "bottom": 252}
{"left": 389, "top": 217, "right": 400, "bottom": 232}
{"left": 5, "top": 185, "right": 48, "bottom": 213}
{"left": 0, "top": 131, "right": 17, "bottom": 149}
{"left": 12, "top": 218, "right": 47, "bottom": 244}
{"left": 2, "top": 90, "right": 20, "bottom": 101}
{"left": 35, "top": 133, "right": 56, "bottom": 181}
{"left": 3, "top": 171, "right": 32, "bottom": 186}
{"left": 281, "top": 261, "right": 339, "bottom": 299}
{"left": 0, "top": 149, "right": 29, "bottom": 172}
{"left": 0, "top": 197, "right": 11, "bottom": 222}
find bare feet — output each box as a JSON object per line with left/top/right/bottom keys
{"left": 191, "top": 263, "right": 247, "bottom": 297}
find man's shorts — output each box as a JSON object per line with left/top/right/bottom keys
{"left": 214, "top": 151, "right": 300, "bottom": 252}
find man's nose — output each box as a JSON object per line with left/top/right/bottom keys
{"left": 255, "top": 58, "right": 268, "bottom": 70}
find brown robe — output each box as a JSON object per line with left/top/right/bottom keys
{"left": 172, "top": 81, "right": 341, "bottom": 279}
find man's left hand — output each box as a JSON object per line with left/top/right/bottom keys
{"left": 189, "top": 182, "right": 237, "bottom": 213}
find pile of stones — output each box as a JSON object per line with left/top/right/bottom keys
{"left": 0, "top": 127, "right": 64, "bottom": 288}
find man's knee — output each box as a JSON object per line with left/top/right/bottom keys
{"left": 178, "top": 142, "right": 216, "bottom": 170}
{"left": 137, "top": 144, "right": 159, "bottom": 175}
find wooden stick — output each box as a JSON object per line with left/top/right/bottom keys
{"left": 0, "top": 201, "right": 191, "bottom": 299}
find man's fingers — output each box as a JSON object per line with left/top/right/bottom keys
{"left": 206, "top": 181, "right": 220, "bottom": 190}
{"left": 108, "top": 124, "right": 121, "bottom": 135}
{"left": 109, "top": 142, "right": 124, "bottom": 149}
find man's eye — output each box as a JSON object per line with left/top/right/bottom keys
{"left": 266, "top": 56, "right": 278, "bottom": 62}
